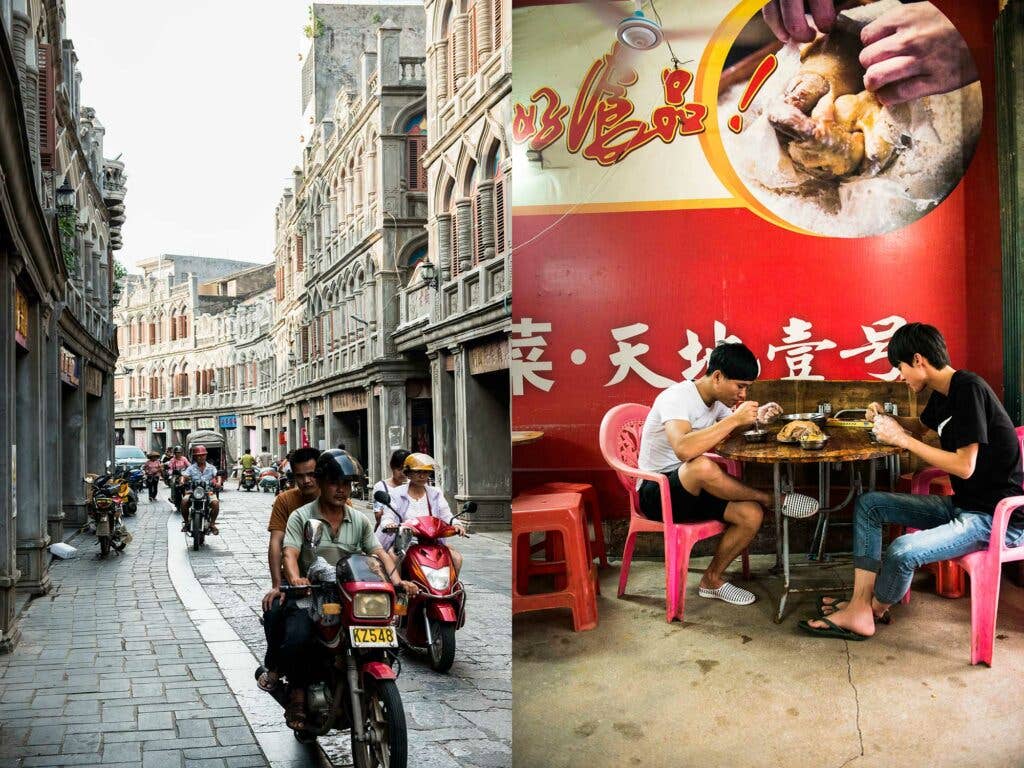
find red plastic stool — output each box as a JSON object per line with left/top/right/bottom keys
{"left": 519, "top": 482, "right": 609, "bottom": 569}
{"left": 898, "top": 472, "right": 966, "bottom": 601}
{"left": 512, "top": 492, "right": 598, "bottom": 631}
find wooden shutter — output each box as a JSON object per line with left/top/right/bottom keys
{"left": 301, "top": 326, "right": 309, "bottom": 361}
{"left": 451, "top": 213, "right": 461, "bottom": 278}
{"left": 148, "top": 323, "right": 156, "bottom": 344}
{"left": 37, "top": 44, "right": 55, "bottom": 171}
{"left": 493, "top": 0, "right": 502, "bottom": 50}
{"left": 407, "top": 137, "right": 428, "bottom": 191}
{"left": 469, "top": 4, "right": 479, "bottom": 75}
{"left": 296, "top": 237, "right": 304, "bottom": 271}
{"left": 473, "top": 192, "right": 484, "bottom": 266}
{"left": 494, "top": 175, "right": 507, "bottom": 256}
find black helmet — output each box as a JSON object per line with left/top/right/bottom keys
{"left": 316, "top": 450, "right": 361, "bottom": 483}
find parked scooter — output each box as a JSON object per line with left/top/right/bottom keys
{"left": 375, "top": 491, "right": 475, "bottom": 673}
{"left": 184, "top": 479, "right": 213, "bottom": 550}
{"left": 255, "top": 519, "right": 407, "bottom": 765}
{"left": 239, "top": 467, "right": 258, "bottom": 492}
{"left": 110, "top": 465, "right": 138, "bottom": 516}
{"left": 83, "top": 463, "right": 132, "bottom": 558}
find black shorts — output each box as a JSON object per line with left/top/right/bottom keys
{"left": 638, "top": 469, "right": 729, "bottom": 524}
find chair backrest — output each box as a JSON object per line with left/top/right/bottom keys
{"left": 599, "top": 403, "right": 650, "bottom": 497}
{"left": 1017, "top": 426, "right": 1024, "bottom": 465}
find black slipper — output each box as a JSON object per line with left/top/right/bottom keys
{"left": 797, "top": 616, "right": 870, "bottom": 641}
{"left": 817, "top": 595, "right": 892, "bottom": 625}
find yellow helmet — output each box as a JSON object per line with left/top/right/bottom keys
{"left": 403, "top": 452, "right": 437, "bottom": 473}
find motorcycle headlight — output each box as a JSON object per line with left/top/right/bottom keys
{"left": 194, "top": 486, "right": 207, "bottom": 498}
{"left": 421, "top": 566, "right": 451, "bottom": 592}
{"left": 353, "top": 592, "right": 392, "bottom": 619}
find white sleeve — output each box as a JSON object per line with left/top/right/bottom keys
{"left": 372, "top": 481, "right": 387, "bottom": 513}
{"left": 659, "top": 385, "right": 696, "bottom": 424}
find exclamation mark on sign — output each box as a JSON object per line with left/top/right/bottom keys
{"left": 728, "top": 54, "right": 778, "bottom": 134}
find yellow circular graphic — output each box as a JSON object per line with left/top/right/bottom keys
{"left": 696, "top": 1, "right": 982, "bottom": 239}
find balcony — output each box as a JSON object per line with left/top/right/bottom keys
{"left": 399, "top": 57, "right": 426, "bottom": 86}
{"left": 441, "top": 251, "right": 509, "bottom": 322}
{"left": 399, "top": 282, "right": 432, "bottom": 327}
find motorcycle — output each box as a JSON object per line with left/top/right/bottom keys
{"left": 170, "top": 468, "right": 184, "bottom": 510}
{"left": 185, "top": 479, "right": 213, "bottom": 550}
{"left": 258, "top": 468, "right": 280, "bottom": 494}
{"left": 375, "top": 491, "right": 475, "bottom": 673}
{"left": 83, "top": 466, "right": 132, "bottom": 558}
{"left": 240, "top": 467, "right": 258, "bottom": 492}
{"left": 255, "top": 519, "right": 407, "bottom": 766}
{"left": 126, "top": 466, "right": 145, "bottom": 493}
{"left": 110, "top": 465, "right": 138, "bottom": 516}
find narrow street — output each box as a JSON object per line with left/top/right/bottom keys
{"left": 0, "top": 484, "right": 511, "bottom": 768}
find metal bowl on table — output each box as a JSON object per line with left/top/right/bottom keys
{"left": 799, "top": 434, "right": 829, "bottom": 450}
{"left": 781, "top": 412, "right": 827, "bottom": 427}
{"left": 743, "top": 429, "right": 769, "bottom": 443}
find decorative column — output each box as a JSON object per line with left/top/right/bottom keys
{"left": 429, "top": 350, "right": 458, "bottom": 499}
{"left": 453, "top": 13, "right": 470, "bottom": 90}
{"left": 42, "top": 303, "right": 63, "bottom": 543}
{"left": 434, "top": 41, "right": 449, "bottom": 103}
{"left": 0, "top": 263, "right": 22, "bottom": 651}
{"left": 476, "top": 180, "right": 496, "bottom": 262}
{"left": 455, "top": 199, "right": 473, "bottom": 274}
{"left": 475, "top": 0, "right": 493, "bottom": 65}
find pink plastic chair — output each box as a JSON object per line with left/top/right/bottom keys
{"left": 903, "top": 426, "right": 1024, "bottom": 665}
{"left": 599, "top": 403, "right": 750, "bottom": 624}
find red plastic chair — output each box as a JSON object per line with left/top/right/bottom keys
{"left": 512, "top": 491, "right": 598, "bottom": 631}
{"left": 903, "top": 426, "right": 1024, "bottom": 665}
{"left": 599, "top": 403, "right": 749, "bottom": 624}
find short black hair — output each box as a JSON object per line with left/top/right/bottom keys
{"left": 262, "top": 446, "right": 268, "bottom": 451}
{"left": 706, "top": 342, "right": 759, "bottom": 381}
{"left": 289, "top": 447, "right": 321, "bottom": 467}
{"left": 389, "top": 449, "right": 411, "bottom": 471}
{"left": 887, "top": 323, "right": 950, "bottom": 369}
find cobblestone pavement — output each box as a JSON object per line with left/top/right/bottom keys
{"left": 0, "top": 495, "right": 271, "bottom": 768}
{"left": 187, "top": 483, "right": 512, "bottom": 768}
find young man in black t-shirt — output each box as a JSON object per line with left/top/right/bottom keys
{"left": 801, "top": 323, "right": 1024, "bottom": 640}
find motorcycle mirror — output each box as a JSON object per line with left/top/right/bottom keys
{"left": 373, "top": 489, "right": 395, "bottom": 509}
{"left": 304, "top": 519, "right": 325, "bottom": 548}
{"left": 460, "top": 501, "right": 477, "bottom": 516}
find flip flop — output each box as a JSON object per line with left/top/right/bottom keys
{"left": 817, "top": 595, "right": 893, "bottom": 625}
{"left": 797, "top": 616, "right": 870, "bottom": 641}
{"left": 257, "top": 670, "right": 280, "bottom": 693}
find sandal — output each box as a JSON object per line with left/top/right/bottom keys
{"left": 209, "top": 524, "right": 219, "bottom": 535}
{"left": 285, "top": 692, "right": 307, "bottom": 731}
{"left": 797, "top": 616, "right": 870, "bottom": 641}
{"left": 257, "top": 670, "right": 280, "bottom": 693}
{"left": 817, "top": 595, "right": 893, "bottom": 625}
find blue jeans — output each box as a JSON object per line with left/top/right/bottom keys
{"left": 853, "top": 491, "right": 1024, "bottom": 605}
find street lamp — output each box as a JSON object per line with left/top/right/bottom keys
{"left": 56, "top": 178, "right": 75, "bottom": 216}
{"left": 420, "top": 261, "right": 438, "bottom": 289}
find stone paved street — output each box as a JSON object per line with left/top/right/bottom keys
{"left": 0, "top": 484, "right": 510, "bottom": 768}
{"left": 190, "top": 483, "right": 512, "bottom": 768}
{"left": 0, "top": 494, "right": 270, "bottom": 768}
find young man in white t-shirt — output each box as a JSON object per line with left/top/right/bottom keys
{"left": 638, "top": 342, "right": 818, "bottom": 605}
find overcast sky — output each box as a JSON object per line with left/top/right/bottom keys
{"left": 66, "top": 1, "right": 311, "bottom": 271}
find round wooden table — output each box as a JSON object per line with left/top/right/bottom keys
{"left": 717, "top": 425, "right": 903, "bottom": 622}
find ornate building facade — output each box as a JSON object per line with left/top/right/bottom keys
{"left": 0, "top": 0, "right": 123, "bottom": 651}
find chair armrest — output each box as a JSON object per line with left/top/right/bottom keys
{"left": 911, "top": 467, "right": 949, "bottom": 496}
{"left": 986, "top": 496, "right": 1024, "bottom": 566}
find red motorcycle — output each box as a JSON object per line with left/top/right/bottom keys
{"left": 256, "top": 518, "right": 407, "bottom": 766}
{"left": 375, "top": 491, "right": 475, "bottom": 673}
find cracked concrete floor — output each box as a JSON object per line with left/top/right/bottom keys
{"left": 512, "top": 555, "right": 1024, "bottom": 768}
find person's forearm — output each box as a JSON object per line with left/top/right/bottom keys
{"left": 899, "top": 436, "right": 974, "bottom": 480}
{"left": 269, "top": 546, "right": 283, "bottom": 589}
{"left": 376, "top": 549, "right": 402, "bottom": 585}
{"left": 282, "top": 549, "right": 301, "bottom": 584}
{"left": 894, "top": 416, "right": 929, "bottom": 438}
{"left": 673, "top": 417, "right": 739, "bottom": 462}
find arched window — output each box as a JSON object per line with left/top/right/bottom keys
{"left": 405, "top": 114, "right": 427, "bottom": 192}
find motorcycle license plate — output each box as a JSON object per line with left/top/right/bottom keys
{"left": 349, "top": 626, "right": 397, "bottom": 648}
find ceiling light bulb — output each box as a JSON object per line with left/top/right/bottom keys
{"left": 616, "top": 12, "right": 663, "bottom": 51}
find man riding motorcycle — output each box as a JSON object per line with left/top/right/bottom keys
{"left": 272, "top": 450, "right": 417, "bottom": 732}
{"left": 377, "top": 453, "right": 467, "bottom": 576}
{"left": 179, "top": 446, "right": 222, "bottom": 535}
{"left": 238, "top": 449, "right": 258, "bottom": 490}
{"left": 166, "top": 446, "right": 190, "bottom": 508}
{"left": 142, "top": 451, "right": 163, "bottom": 502}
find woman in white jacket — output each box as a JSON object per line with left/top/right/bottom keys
{"left": 377, "top": 453, "right": 466, "bottom": 575}
{"left": 371, "top": 449, "right": 410, "bottom": 528}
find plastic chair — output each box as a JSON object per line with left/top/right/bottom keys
{"left": 899, "top": 473, "right": 964, "bottom": 600}
{"left": 599, "top": 403, "right": 749, "bottom": 624}
{"left": 903, "top": 426, "right": 1024, "bottom": 665}
{"left": 512, "top": 491, "right": 598, "bottom": 631}
{"left": 519, "top": 482, "right": 609, "bottom": 568}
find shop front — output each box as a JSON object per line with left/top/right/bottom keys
{"left": 330, "top": 388, "right": 369, "bottom": 474}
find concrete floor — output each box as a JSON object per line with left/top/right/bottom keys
{"left": 513, "top": 555, "right": 1024, "bottom": 768}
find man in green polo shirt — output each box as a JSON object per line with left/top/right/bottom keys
{"left": 274, "top": 450, "right": 418, "bottom": 732}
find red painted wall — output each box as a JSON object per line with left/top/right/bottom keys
{"left": 512, "top": 2, "right": 1005, "bottom": 515}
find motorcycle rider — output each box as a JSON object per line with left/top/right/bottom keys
{"left": 371, "top": 449, "right": 410, "bottom": 530}
{"left": 258, "top": 445, "right": 274, "bottom": 468}
{"left": 237, "top": 448, "right": 258, "bottom": 489}
{"left": 143, "top": 451, "right": 163, "bottom": 502}
{"left": 275, "top": 450, "right": 418, "bottom": 732}
{"left": 180, "top": 445, "right": 221, "bottom": 535}
{"left": 166, "top": 446, "right": 190, "bottom": 508}
{"left": 377, "top": 453, "right": 467, "bottom": 576}
{"left": 258, "top": 447, "right": 322, "bottom": 694}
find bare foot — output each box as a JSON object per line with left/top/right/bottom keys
{"left": 805, "top": 604, "right": 877, "bottom": 637}
{"left": 820, "top": 596, "right": 892, "bottom": 623}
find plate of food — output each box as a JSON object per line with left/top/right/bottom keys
{"left": 777, "top": 419, "right": 825, "bottom": 444}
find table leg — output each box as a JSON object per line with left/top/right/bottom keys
{"left": 771, "top": 463, "right": 783, "bottom": 574}
{"left": 869, "top": 458, "right": 877, "bottom": 493}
